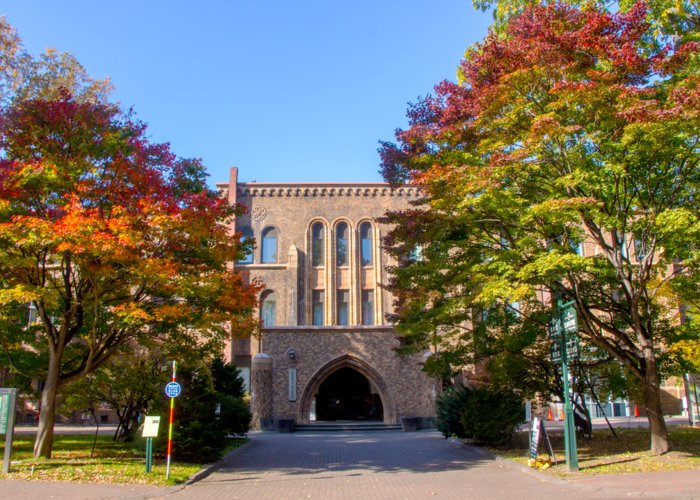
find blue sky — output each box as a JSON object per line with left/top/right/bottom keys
{"left": 2, "top": 1, "right": 493, "bottom": 186}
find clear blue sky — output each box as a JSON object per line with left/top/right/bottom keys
{"left": 2, "top": 1, "right": 493, "bottom": 186}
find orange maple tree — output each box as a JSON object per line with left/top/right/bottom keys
{"left": 0, "top": 93, "right": 260, "bottom": 458}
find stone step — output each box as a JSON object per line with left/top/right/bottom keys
{"left": 295, "top": 422, "right": 403, "bottom": 432}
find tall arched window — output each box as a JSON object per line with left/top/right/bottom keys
{"left": 261, "top": 291, "right": 276, "bottom": 326}
{"left": 335, "top": 222, "right": 348, "bottom": 267}
{"left": 237, "top": 226, "right": 254, "bottom": 264}
{"left": 261, "top": 227, "right": 278, "bottom": 263}
{"left": 360, "top": 222, "right": 373, "bottom": 266}
{"left": 312, "top": 222, "right": 325, "bottom": 267}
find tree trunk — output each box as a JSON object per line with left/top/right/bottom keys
{"left": 33, "top": 353, "right": 62, "bottom": 458}
{"left": 643, "top": 356, "right": 669, "bottom": 454}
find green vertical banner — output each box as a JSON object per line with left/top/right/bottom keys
{"left": 1, "top": 388, "right": 18, "bottom": 474}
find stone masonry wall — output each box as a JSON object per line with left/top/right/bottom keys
{"left": 262, "top": 327, "right": 437, "bottom": 424}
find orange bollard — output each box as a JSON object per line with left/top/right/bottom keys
{"left": 634, "top": 405, "right": 639, "bottom": 417}
{"left": 547, "top": 408, "right": 553, "bottom": 420}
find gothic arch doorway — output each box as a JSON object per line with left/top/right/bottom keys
{"left": 299, "top": 355, "right": 395, "bottom": 424}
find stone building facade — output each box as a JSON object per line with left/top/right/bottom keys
{"left": 218, "top": 168, "right": 437, "bottom": 429}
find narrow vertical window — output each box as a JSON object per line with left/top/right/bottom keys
{"left": 337, "top": 290, "right": 349, "bottom": 326}
{"left": 634, "top": 237, "right": 644, "bottom": 262}
{"left": 312, "top": 290, "right": 324, "bottom": 326}
{"left": 262, "top": 227, "right": 278, "bottom": 263}
{"left": 360, "top": 222, "right": 373, "bottom": 266}
{"left": 261, "top": 291, "right": 276, "bottom": 326}
{"left": 238, "top": 226, "right": 254, "bottom": 264}
{"left": 336, "top": 222, "right": 348, "bottom": 267}
{"left": 361, "top": 290, "right": 374, "bottom": 326}
{"left": 312, "top": 222, "right": 325, "bottom": 267}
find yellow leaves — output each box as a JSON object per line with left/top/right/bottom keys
{"left": 111, "top": 303, "right": 152, "bottom": 324}
{"left": 0, "top": 285, "right": 40, "bottom": 306}
{"left": 527, "top": 457, "right": 552, "bottom": 469}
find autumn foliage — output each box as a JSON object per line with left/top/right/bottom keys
{"left": 0, "top": 94, "right": 260, "bottom": 457}
{"left": 380, "top": 2, "right": 699, "bottom": 454}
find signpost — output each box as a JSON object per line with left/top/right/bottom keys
{"left": 549, "top": 300, "right": 579, "bottom": 472}
{"left": 165, "top": 361, "right": 180, "bottom": 480}
{"left": 0, "top": 388, "right": 17, "bottom": 474}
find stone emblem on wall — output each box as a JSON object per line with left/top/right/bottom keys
{"left": 286, "top": 348, "right": 297, "bottom": 363}
{"left": 252, "top": 206, "right": 267, "bottom": 221}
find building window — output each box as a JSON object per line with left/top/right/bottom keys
{"left": 337, "top": 290, "right": 349, "bottom": 326}
{"left": 312, "top": 222, "right": 325, "bottom": 267}
{"left": 336, "top": 222, "right": 348, "bottom": 267}
{"left": 261, "top": 291, "right": 276, "bottom": 327}
{"left": 312, "top": 290, "right": 324, "bottom": 326}
{"left": 361, "top": 290, "right": 374, "bottom": 325}
{"left": 634, "top": 237, "right": 645, "bottom": 262}
{"left": 360, "top": 222, "right": 373, "bottom": 266}
{"left": 238, "top": 226, "right": 254, "bottom": 264}
{"left": 569, "top": 239, "right": 584, "bottom": 256}
{"left": 261, "top": 227, "right": 278, "bottom": 263}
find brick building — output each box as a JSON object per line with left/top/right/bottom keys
{"left": 218, "top": 168, "right": 437, "bottom": 430}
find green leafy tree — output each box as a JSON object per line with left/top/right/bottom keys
{"left": 61, "top": 346, "right": 169, "bottom": 442}
{"left": 380, "top": 2, "right": 699, "bottom": 453}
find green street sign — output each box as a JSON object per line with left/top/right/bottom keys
{"left": 562, "top": 305, "right": 578, "bottom": 335}
{"left": 549, "top": 304, "right": 579, "bottom": 363}
{"left": 0, "top": 394, "right": 8, "bottom": 434}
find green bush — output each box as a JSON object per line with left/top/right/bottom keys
{"left": 436, "top": 385, "right": 471, "bottom": 438}
{"left": 459, "top": 386, "right": 524, "bottom": 445}
{"left": 436, "top": 385, "right": 524, "bottom": 445}
{"left": 219, "top": 394, "right": 251, "bottom": 436}
{"left": 172, "top": 364, "right": 226, "bottom": 463}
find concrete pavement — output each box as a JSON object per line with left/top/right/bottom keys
{"left": 2, "top": 429, "right": 700, "bottom": 499}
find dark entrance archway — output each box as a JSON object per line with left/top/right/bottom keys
{"left": 315, "top": 367, "right": 383, "bottom": 421}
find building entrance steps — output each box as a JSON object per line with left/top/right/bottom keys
{"left": 295, "top": 421, "right": 402, "bottom": 432}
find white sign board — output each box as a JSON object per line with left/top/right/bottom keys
{"left": 142, "top": 416, "right": 161, "bottom": 438}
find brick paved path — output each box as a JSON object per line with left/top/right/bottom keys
{"left": 4, "top": 430, "right": 697, "bottom": 499}
{"left": 163, "top": 431, "right": 616, "bottom": 500}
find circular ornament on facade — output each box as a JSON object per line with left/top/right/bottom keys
{"left": 252, "top": 206, "right": 267, "bottom": 221}
{"left": 286, "top": 348, "right": 298, "bottom": 363}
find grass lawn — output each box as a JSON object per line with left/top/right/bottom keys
{"left": 0, "top": 433, "right": 248, "bottom": 485}
{"left": 491, "top": 424, "right": 700, "bottom": 476}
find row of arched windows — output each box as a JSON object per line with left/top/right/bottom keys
{"left": 310, "top": 220, "right": 373, "bottom": 268}
{"left": 239, "top": 221, "right": 374, "bottom": 267}
{"left": 238, "top": 226, "right": 278, "bottom": 264}
{"left": 242, "top": 220, "right": 379, "bottom": 327}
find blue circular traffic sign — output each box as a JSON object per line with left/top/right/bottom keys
{"left": 165, "top": 382, "right": 181, "bottom": 398}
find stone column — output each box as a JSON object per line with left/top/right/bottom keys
{"left": 251, "top": 353, "right": 273, "bottom": 430}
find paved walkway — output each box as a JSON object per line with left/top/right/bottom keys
{"left": 2, "top": 430, "right": 700, "bottom": 499}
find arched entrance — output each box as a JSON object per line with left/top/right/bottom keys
{"left": 315, "top": 367, "right": 383, "bottom": 421}
{"left": 298, "top": 355, "right": 395, "bottom": 424}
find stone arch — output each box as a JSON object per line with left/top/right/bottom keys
{"left": 298, "top": 354, "right": 395, "bottom": 424}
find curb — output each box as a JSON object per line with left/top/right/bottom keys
{"left": 183, "top": 438, "right": 253, "bottom": 485}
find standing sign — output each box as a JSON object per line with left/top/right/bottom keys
{"left": 142, "top": 416, "right": 161, "bottom": 473}
{"left": 529, "top": 416, "right": 556, "bottom": 463}
{"left": 0, "top": 388, "right": 17, "bottom": 474}
{"left": 142, "top": 416, "right": 161, "bottom": 438}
